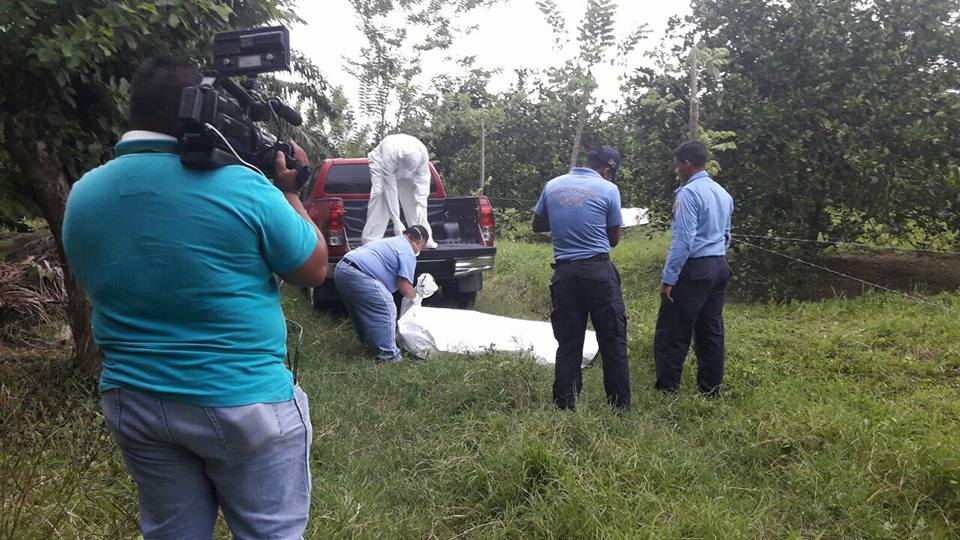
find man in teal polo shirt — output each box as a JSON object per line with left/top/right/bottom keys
{"left": 62, "top": 57, "right": 328, "bottom": 539}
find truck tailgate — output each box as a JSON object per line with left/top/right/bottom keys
{"left": 341, "top": 197, "right": 488, "bottom": 247}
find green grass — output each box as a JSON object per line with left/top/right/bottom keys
{"left": 0, "top": 237, "right": 13, "bottom": 258}
{"left": 3, "top": 233, "right": 960, "bottom": 538}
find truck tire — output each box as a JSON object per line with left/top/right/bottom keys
{"left": 443, "top": 288, "right": 477, "bottom": 309}
{"left": 309, "top": 286, "right": 344, "bottom": 312}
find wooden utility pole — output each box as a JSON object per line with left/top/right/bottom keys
{"left": 569, "top": 89, "right": 590, "bottom": 168}
{"left": 688, "top": 44, "right": 700, "bottom": 141}
{"left": 479, "top": 119, "right": 486, "bottom": 192}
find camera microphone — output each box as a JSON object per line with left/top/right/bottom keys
{"left": 268, "top": 99, "right": 303, "bottom": 127}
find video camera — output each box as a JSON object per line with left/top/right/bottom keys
{"left": 177, "top": 26, "right": 308, "bottom": 182}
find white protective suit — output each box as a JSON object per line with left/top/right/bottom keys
{"left": 361, "top": 134, "right": 437, "bottom": 247}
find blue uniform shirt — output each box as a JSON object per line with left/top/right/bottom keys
{"left": 661, "top": 171, "right": 734, "bottom": 285}
{"left": 344, "top": 235, "right": 416, "bottom": 292}
{"left": 533, "top": 168, "right": 623, "bottom": 261}
{"left": 62, "top": 136, "right": 318, "bottom": 407}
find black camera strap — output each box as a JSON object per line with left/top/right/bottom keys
{"left": 294, "top": 164, "right": 312, "bottom": 190}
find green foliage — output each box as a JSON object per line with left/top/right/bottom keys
{"left": 395, "top": 65, "right": 566, "bottom": 198}
{"left": 614, "top": 29, "right": 740, "bottom": 224}
{"left": 2, "top": 0, "right": 234, "bottom": 171}
{"left": 0, "top": 138, "right": 36, "bottom": 228}
{"left": 395, "top": 0, "right": 960, "bottom": 261}
{"left": 345, "top": 0, "right": 504, "bottom": 141}
{"left": 352, "top": 0, "right": 650, "bottom": 196}
{"left": 690, "top": 0, "right": 960, "bottom": 246}
{"left": 491, "top": 207, "right": 528, "bottom": 238}
{"left": 538, "top": 0, "right": 648, "bottom": 167}
{"left": 534, "top": 0, "right": 567, "bottom": 48}
{"left": 576, "top": 0, "right": 618, "bottom": 66}
{"left": 0, "top": 0, "right": 332, "bottom": 182}
{"left": 0, "top": 359, "right": 133, "bottom": 538}
{"left": 3, "top": 235, "right": 960, "bottom": 537}
{"left": 0, "top": 0, "right": 338, "bottom": 371}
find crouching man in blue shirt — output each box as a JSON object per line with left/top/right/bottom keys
{"left": 63, "top": 57, "right": 328, "bottom": 539}
{"left": 655, "top": 141, "right": 734, "bottom": 397}
{"left": 334, "top": 225, "right": 429, "bottom": 362}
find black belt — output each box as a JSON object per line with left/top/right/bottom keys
{"left": 553, "top": 253, "right": 609, "bottom": 266}
{"left": 688, "top": 255, "right": 726, "bottom": 260}
{"left": 341, "top": 258, "right": 367, "bottom": 274}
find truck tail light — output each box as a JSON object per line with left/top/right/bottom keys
{"left": 326, "top": 199, "right": 347, "bottom": 257}
{"left": 478, "top": 196, "right": 495, "bottom": 247}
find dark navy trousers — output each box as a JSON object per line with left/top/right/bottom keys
{"left": 549, "top": 257, "right": 631, "bottom": 410}
{"left": 654, "top": 256, "right": 731, "bottom": 396}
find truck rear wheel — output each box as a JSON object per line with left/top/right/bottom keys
{"left": 309, "top": 286, "right": 344, "bottom": 312}
{"left": 443, "top": 288, "right": 477, "bottom": 309}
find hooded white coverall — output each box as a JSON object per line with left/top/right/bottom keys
{"left": 361, "top": 134, "right": 437, "bottom": 247}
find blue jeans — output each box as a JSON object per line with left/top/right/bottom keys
{"left": 100, "top": 386, "right": 312, "bottom": 540}
{"left": 334, "top": 261, "right": 401, "bottom": 362}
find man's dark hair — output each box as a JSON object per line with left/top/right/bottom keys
{"left": 585, "top": 155, "right": 607, "bottom": 170}
{"left": 404, "top": 225, "right": 430, "bottom": 243}
{"left": 674, "top": 141, "right": 709, "bottom": 167}
{"left": 128, "top": 56, "right": 202, "bottom": 136}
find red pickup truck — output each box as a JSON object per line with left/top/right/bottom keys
{"left": 300, "top": 158, "right": 497, "bottom": 309}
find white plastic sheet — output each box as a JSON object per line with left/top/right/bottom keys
{"left": 397, "top": 305, "right": 598, "bottom": 368}
{"left": 620, "top": 207, "right": 650, "bottom": 227}
{"left": 361, "top": 134, "right": 437, "bottom": 247}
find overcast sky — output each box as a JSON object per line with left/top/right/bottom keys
{"left": 290, "top": 0, "right": 689, "bottom": 112}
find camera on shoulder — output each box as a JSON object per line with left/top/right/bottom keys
{"left": 177, "top": 26, "right": 307, "bottom": 184}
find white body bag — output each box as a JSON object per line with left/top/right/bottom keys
{"left": 397, "top": 275, "right": 598, "bottom": 367}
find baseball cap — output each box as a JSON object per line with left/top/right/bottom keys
{"left": 587, "top": 145, "right": 622, "bottom": 171}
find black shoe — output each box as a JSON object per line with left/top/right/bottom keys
{"left": 700, "top": 386, "right": 722, "bottom": 399}
{"left": 654, "top": 383, "right": 680, "bottom": 395}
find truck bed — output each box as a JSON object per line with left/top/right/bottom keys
{"left": 341, "top": 197, "right": 496, "bottom": 257}
{"left": 302, "top": 159, "right": 496, "bottom": 308}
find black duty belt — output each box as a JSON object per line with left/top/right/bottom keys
{"left": 553, "top": 253, "right": 610, "bottom": 266}
{"left": 688, "top": 255, "right": 726, "bottom": 260}
{"left": 341, "top": 258, "right": 367, "bottom": 274}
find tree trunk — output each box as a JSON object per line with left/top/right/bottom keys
{"left": 569, "top": 89, "right": 591, "bottom": 169}
{"left": 805, "top": 176, "right": 828, "bottom": 246}
{"left": 479, "top": 119, "right": 486, "bottom": 192}
{"left": 688, "top": 45, "right": 700, "bottom": 142}
{"left": 4, "top": 126, "right": 101, "bottom": 375}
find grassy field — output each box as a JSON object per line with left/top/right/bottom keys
{"left": 2, "top": 234, "right": 960, "bottom": 538}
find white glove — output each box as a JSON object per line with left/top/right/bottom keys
{"left": 400, "top": 273, "right": 439, "bottom": 318}
{"left": 415, "top": 273, "right": 438, "bottom": 300}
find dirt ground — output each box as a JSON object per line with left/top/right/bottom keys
{"left": 787, "top": 252, "right": 960, "bottom": 301}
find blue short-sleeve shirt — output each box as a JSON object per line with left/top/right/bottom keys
{"left": 533, "top": 167, "right": 623, "bottom": 261}
{"left": 344, "top": 236, "right": 416, "bottom": 292}
{"left": 660, "top": 171, "right": 734, "bottom": 285}
{"left": 62, "top": 136, "right": 318, "bottom": 407}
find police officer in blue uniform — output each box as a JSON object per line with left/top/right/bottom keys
{"left": 655, "top": 141, "right": 734, "bottom": 396}
{"left": 533, "top": 145, "right": 631, "bottom": 411}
